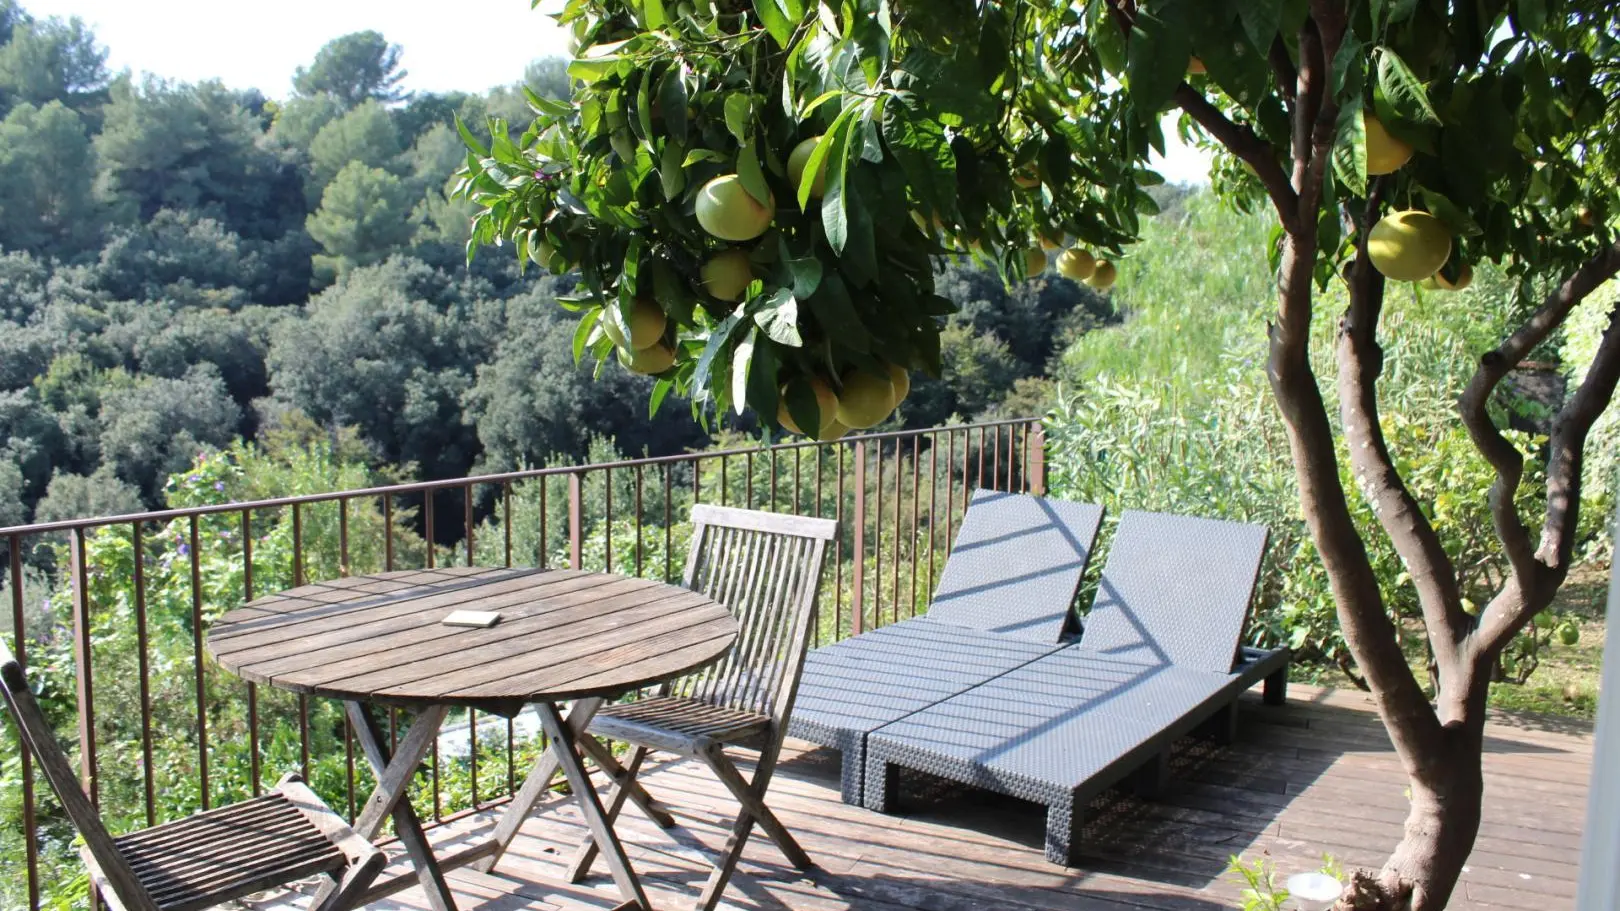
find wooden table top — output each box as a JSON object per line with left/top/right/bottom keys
{"left": 206, "top": 567, "right": 738, "bottom": 712}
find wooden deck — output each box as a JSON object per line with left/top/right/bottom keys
{"left": 257, "top": 684, "right": 1593, "bottom": 911}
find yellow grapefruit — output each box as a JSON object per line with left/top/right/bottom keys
{"left": 700, "top": 249, "right": 754, "bottom": 302}
{"left": 1368, "top": 210, "right": 1452, "bottom": 282}
{"left": 695, "top": 174, "right": 774, "bottom": 241}
{"left": 817, "top": 419, "right": 850, "bottom": 441}
{"left": 1024, "top": 248, "right": 1047, "bottom": 275}
{"left": 886, "top": 363, "right": 911, "bottom": 404}
{"left": 1056, "top": 247, "right": 1096, "bottom": 280}
{"left": 1088, "top": 261, "right": 1117, "bottom": 290}
{"left": 835, "top": 370, "right": 896, "bottom": 429}
{"left": 1040, "top": 230, "right": 1065, "bottom": 250}
{"left": 1364, "top": 113, "right": 1414, "bottom": 176}
{"left": 787, "top": 136, "right": 828, "bottom": 200}
{"left": 777, "top": 376, "right": 837, "bottom": 435}
{"left": 621, "top": 342, "right": 675, "bottom": 375}
{"left": 1433, "top": 262, "right": 1473, "bottom": 291}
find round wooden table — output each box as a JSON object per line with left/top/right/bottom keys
{"left": 207, "top": 566, "right": 738, "bottom": 911}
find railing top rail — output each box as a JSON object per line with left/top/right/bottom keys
{"left": 0, "top": 417, "right": 1039, "bottom": 538}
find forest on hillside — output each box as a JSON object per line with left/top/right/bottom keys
{"left": 0, "top": 0, "right": 1113, "bottom": 536}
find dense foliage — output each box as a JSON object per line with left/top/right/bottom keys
{"left": 0, "top": 2, "right": 1098, "bottom": 539}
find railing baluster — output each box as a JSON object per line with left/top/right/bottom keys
{"left": 769, "top": 450, "right": 778, "bottom": 512}
{"left": 69, "top": 528, "right": 97, "bottom": 806}
{"left": 383, "top": 494, "right": 395, "bottom": 571}
{"left": 470, "top": 707, "right": 479, "bottom": 808}
{"left": 834, "top": 442, "right": 845, "bottom": 640}
{"left": 539, "top": 476, "right": 549, "bottom": 569}
{"left": 791, "top": 446, "right": 800, "bottom": 514}
{"left": 10, "top": 533, "right": 39, "bottom": 911}
{"left": 663, "top": 464, "right": 674, "bottom": 582}
{"left": 424, "top": 491, "right": 435, "bottom": 569}
{"left": 874, "top": 439, "right": 885, "bottom": 626}
{"left": 339, "top": 496, "right": 350, "bottom": 576}
{"left": 605, "top": 468, "right": 614, "bottom": 574}
{"left": 851, "top": 439, "right": 865, "bottom": 634}
{"left": 292, "top": 502, "right": 304, "bottom": 586}
{"left": 720, "top": 454, "right": 729, "bottom": 506}
{"left": 890, "top": 438, "right": 902, "bottom": 624}
{"left": 465, "top": 483, "right": 476, "bottom": 566}
{"left": 569, "top": 471, "right": 585, "bottom": 571}
{"left": 929, "top": 432, "right": 940, "bottom": 597}
{"left": 1028, "top": 421, "right": 1046, "bottom": 495}
{"left": 131, "top": 522, "right": 154, "bottom": 825}
{"left": 242, "top": 511, "right": 260, "bottom": 796}
{"left": 992, "top": 424, "right": 1002, "bottom": 490}
{"left": 345, "top": 714, "right": 356, "bottom": 820}
{"left": 189, "top": 516, "right": 209, "bottom": 810}
{"left": 503, "top": 481, "right": 513, "bottom": 568}
{"left": 635, "top": 465, "right": 644, "bottom": 578}
{"left": 910, "top": 436, "right": 921, "bottom": 617}
{"left": 960, "top": 427, "right": 972, "bottom": 529}
{"left": 746, "top": 450, "right": 754, "bottom": 509}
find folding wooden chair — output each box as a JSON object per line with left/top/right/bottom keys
{"left": 566, "top": 504, "right": 836, "bottom": 910}
{"left": 1, "top": 642, "right": 383, "bottom": 911}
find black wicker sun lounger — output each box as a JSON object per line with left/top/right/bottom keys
{"left": 788, "top": 489, "right": 1106, "bottom": 803}
{"left": 862, "top": 510, "right": 1290, "bottom": 866}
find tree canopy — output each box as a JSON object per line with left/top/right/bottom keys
{"left": 291, "top": 29, "right": 407, "bottom": 106}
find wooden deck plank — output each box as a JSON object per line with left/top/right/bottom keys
{"left": 239, "top": 685, "right": 1591, "bottom": 911}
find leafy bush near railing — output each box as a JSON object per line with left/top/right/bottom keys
{"left": 1046, "top": 197, "right": 1591, "bottom": 680}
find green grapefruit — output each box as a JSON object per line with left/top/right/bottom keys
{"left": 1364, "top": 113, "right": 1414, "bottom": 176}
{"left": 886, "top": 363, "right": 911, "bottom": 404}
{"left": 817, "top": 419, "right": 850, "bottom": 441}
{"left": 619, "top": 342, "right": 675, "bottom": 375}
{"left": 1056, "top": 248, "right": 1096, "bottom": 280}
{"left": 1088, "top": 261, "right": 1117, "bottom": 290}
{"left": 700, "top": 249, "right": 754, "bottom": 302}
{"left": 835, "top": 370, "right": 896, "bottom": 429}
{"left": 778, "top": 376, "right": 837, "bottom": 436}
{"left": 787, "top": 136, "right": 828, "bottom": 200}
{"left": 1433, "top": 262, "right": 1473, "bottom": 291}
{"left": 1368, "top": 211, "right": 1452, "bottom": 282}
{"left": 695, "top": 175, "right": 774, "bottom": 241}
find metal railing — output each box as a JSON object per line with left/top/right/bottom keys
{"left": 0, "top": 417, "right": 1044, "bottom": 911}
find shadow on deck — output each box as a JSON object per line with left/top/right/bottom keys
{"left": 259, "top": 684, "right": 1591, "bottom": 911}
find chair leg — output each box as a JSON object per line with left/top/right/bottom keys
{"left": 309, "top": 849, "right": 386, "bottom": 911}
{"left": 1131, "top": 747, "right": 1173, "bottom": 798}
{"left": 1264, "top": 665, "right": 1289, "bottom": 705}
{"left": 863, "top": 757, "right": 898, "bottom": 813}
{"left": 1045, "top": 797, "right": 1082, "bottom": 866}
{"left": 577, "top": 734, "right": 677, "bottom": 828}
{"left": 564, "top": 744, "right": 650, "bottom": 884}
{"left": 698, "top": 747, "right": 811, "bottom": 870}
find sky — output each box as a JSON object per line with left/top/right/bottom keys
{"left": 21, "top": 0, "right": 1212, "bottom": 184}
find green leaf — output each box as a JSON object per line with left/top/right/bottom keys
{"left": 754, "top": 288, "right": 804, "bottom": 346}
{"left": 658, "top": 67, "right": 689, "bottom": 145}
{"left": 1126, "top": 8, "right": 1193, "bottom": 125}
{"left": 817, "top": 105, "right": 861, "bottom": 252}
{"left": 1420, "top": 188, "right": 1484, "bottom": 237}
{"left": 683, "top": 148, "right": 727, "bottom": 166}
{"left": 724, "top": 93, "right": 754, "bottom": 144}
{"left": 641, "top": 0, "right": 666, "bottom": 29}
{"left": 660, "top": 141, "right": 686, "bottom": 200}
{"left": 690, "top": 311, "right": 746, "bottom": 406}
{"left": 572, "top": 309, "right": 602, "bottom": 364}
{"left": 1331, "top": 103, "right": 1367, "bottom": 196}
{"left": 784, "top": 248, "right": 823, "bottom": 298}
{"left": 804, "top": 273, "right": 869, "bottom": 352}
{"left": 730, "top": 327, "right": 757, "bottom": 415}
{"left": 738, "top": 142, "right": 771, "bottom": 207}
{"left": 454, "top": 114, "right": 489, "bottom": 158}
{"left": 881, "top": 94, "right": 957, "bottom": 219}
{"left": 1236, "top": 0, "right": 1282, "bottom": 56}
{"left": 649, "top": 376, "right": 674, "bottom": 418}
{"left": 754, "top": 0, "right": 794, "bottom": 47}
{"left": 1375, "top": 48, "right": 1441, "bottom": 127}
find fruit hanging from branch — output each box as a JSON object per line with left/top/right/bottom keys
{"left": 451, "top": 0, "right": 1147, "bottom": 433}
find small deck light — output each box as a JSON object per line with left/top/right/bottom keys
{"left": 1285, "top": 872, "right": 1343, "bottom": 909}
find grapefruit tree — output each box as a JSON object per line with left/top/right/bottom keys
{"left": 456, "top": 2, "right": 1620, "bottom": 907}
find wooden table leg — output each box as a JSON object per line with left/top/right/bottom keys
{"left": 534, "top": 700, "right": 651, "bottom": 910}
{"left": 311, "top": 702, "right": 455, "bottom": 911}
{"left": 475, "top": 697, "right": 603, "bottom": 873}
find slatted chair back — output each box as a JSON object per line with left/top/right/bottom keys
{"left": 1078, "top": 510, "right": 1269, "bottom": 673}
{"left": 674, "top": 504, "right": 837, "bottom": 725}
{"left": 1, "top": 642, "right": 159, "bottom": 911}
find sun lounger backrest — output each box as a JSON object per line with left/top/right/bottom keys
{"left": 925, "top": 489, "right": 1104, "bottom": 642}
{"left": 1078, "top": 510, "right": 1268, "bottom": 672}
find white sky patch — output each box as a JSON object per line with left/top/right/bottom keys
{"left": 24, "top": 0, "right": 1215, "bottom": 183}
{"left": 21, "top": 0, "right": 571, "bottom": 97}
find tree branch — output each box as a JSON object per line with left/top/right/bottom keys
{"left": 1458, "top": 238, "right": 1620, "bottom": 595}
{"left": 1172, "top": 86, "right": 1300, "bottom": 232}
{"left": 1268, "top": 37, "right": 1298, "bottom": 105}
{"left": 1338, "top": 218, "right": 1471, "bottom": 664}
